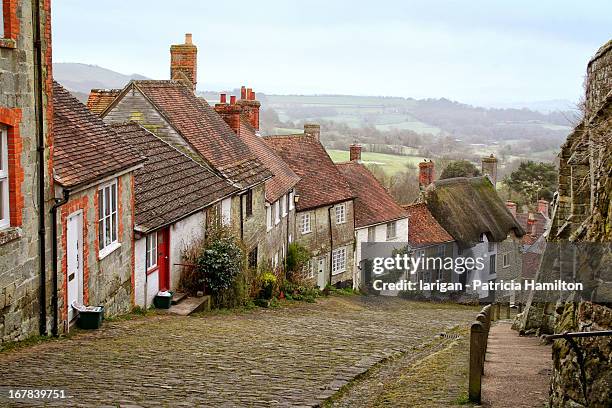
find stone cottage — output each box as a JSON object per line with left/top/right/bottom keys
{"left": 214, "top": 88, "right": 300, "bottom": 269}
{"left": 52, "top": 82, "right": 145, "bottom": 330}
{"left": 0, "top": 0, "right": 53, "bottom": 343}
{"left": 265, "top": 126, "right": 356, "bottom": 288}
{"left": 336, "top": 144, "right": 409, "bottom": 290}
{"left": 110, "top": 123, "right": 238, "bottom": 307}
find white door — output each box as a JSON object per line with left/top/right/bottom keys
{"left": 67, "top": 211, "right": 84, "bottom": 322}
{"left": 317, "top": 257, "right": 326, "bottom": 289}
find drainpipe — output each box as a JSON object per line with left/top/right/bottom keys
{"left": 327, "top": 206, "right": 334, "bottom": 288}
{"left": 32, "top": 0, "right": 48, "bottom": 336}
{"left": 239, "top": 193, "right": 244, "bottom": 241}
{"left": 50, "top": 189, "right": 70, "bottom": 337}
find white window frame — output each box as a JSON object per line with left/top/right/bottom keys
{"left": 274, "top": 201, "right": 280, "bottom": 225}
{"left": 303, "top": 259, "right": 314, "bottom": 278}
{"left": 331, "top": 247, "right": 347, "bottom": 275}
{"left": 289, "top": 190, "right": 295, "bottom": 210}
{"left": 300, "top": 212, "right": 311, "bottom": 234}
{"left": 386, "top": 221, "right": 397, "bottom": 240}
{"left": 502, "top": 253, "right": 510, "bottom": 268}
{"left": 281, "top": 194, "right": 287, "bottom": 217}
{"left": 0, "top": 2, "right": 4, "bottom": 39}
{"left": 335, "top": 203, "right": 346, "bottom": 224}
{"left": 266, "top": 204, "right": 272, "bottom": 231}
{"left": 146, "top": 232, "right": 158, "bottom": 271}
{"left": 0, "top": 126, "right": 9, "bottom": 230}
{"left": 367, "top": 226, "right": 376, "bottom": 242}
{"left": 98, "top": 179, "right": 120, "bottom": 258}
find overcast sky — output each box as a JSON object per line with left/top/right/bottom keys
{"left": 52, "top": 0, "right": 611, "bottom": 106}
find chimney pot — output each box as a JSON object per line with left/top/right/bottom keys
{"left": 241, "top": 86, "right": 247, "bottom": 100}
{"left": 220, "top": 93, "right": 227, "bottom": 104}
{"left": 185, "top": 33, "right": 193, "bottom": 44}
{"left": 505, "top": 201, "right": 517, "bottom": 217}
{"left": 350, "top": 143, "right": 362, "bottom": 162}
{"left": 537, "top": 199, "right": 549, "bottom": 217}
{"left": 247, "top": 88, "right": 253, "bottom": 100}
{"left": 230, "top": 95, "right": 236, "bottom": 105}
{"left": 418, "top": 160, "right": 435, "bottom": 190}
{"left": 251, "top": 91, "right": 256, "bottom": 100}
{"left": 304, "top": 123, "right": 321, "bottom": 141}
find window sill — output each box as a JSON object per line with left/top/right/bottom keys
{"left": 99, "top": 242, "right": 121, "bottom": 260}
{"left": 0, "top": 227, "right": 21, "bottom": 246}
{"left": 0, "top": 39, "right": 16, "bottom": 49}
{"left": 332, "top": 269, "right": 346, "bottom": 276}
{"left": 147, "top": 266, "right": 159, "bottom": 275}
{"left": 301, "top": 230, "right": 312, "bottom": 235}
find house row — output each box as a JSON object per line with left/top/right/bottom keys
{"left": 0, "top": 15, "right": 412, "bottom": 343}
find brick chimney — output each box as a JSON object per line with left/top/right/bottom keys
{"left": 418, "top": 160, "right": 435, "bottom": 190}
{"left": 170, "top": 33, "right": 198, "bottom": 92}
{"left": 506, "top": 201, "right": 517, "bottom": 217}
{"left": 214, "top": 93, "right": 242, "bottom": 134}
{"left": 349, "top": 143, "right": 362, "bottom": 162}
{"left": 304, "top": 123, "right": 321, "bottom": 141}
{"left": 481, "top": 154, "right": 498, "bottom": 187}
{"left": 527, "top": 212, "right": 536, "bottom": 235}
{"left": 537, "top": 199, "right": 549, "bottom": 218}
{"left": 236, "top": 85, "right": 261, "bottom": 130}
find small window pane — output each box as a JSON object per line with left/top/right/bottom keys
{"left": 111, "top": 183, "right": 117, "bottom": 213}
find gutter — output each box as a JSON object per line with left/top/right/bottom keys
{"left": 50, "top": 189, "right": 70, "bottom": 337}
{"left": 32, "top": 0, "right": 47, "bottom": 336}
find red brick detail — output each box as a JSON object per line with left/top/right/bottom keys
{"left": 2, "top": 0, "right": 19, "bottom": 42}
{"left": 170, "top": 34, "right": 197, "bottom": 91}
{"left": 0, "top": 107, "right": 23, "bottom": 227}
{"left": 59, "top": 195, "right": 90, "bottom": 325}
{"left": 214, "top": 103, "right": 242, "bottom": 135}
{"left": 93, "top": 188, "right": 100, "bottom": 257}
{"left": 418, "top": 160, "right": 435, "bottom": 189}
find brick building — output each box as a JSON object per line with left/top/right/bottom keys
{"left": 0, "top": 0, "right": 53, "bottom": 343}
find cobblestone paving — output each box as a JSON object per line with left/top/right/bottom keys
{"left": 0, "top": 296, "right": 477, "bottom": 407}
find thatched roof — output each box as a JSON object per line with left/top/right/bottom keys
{"left": 423, "top": 176, "right": 524, "bottom": 247}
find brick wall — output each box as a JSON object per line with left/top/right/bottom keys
{"left": 0, "top": 0, "right": 53, "bottom": 343}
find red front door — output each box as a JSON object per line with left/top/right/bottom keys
{"left": 157, "top": 228, "right": 170, "bottom": 291}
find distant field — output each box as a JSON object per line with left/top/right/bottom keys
{"left": 327, "top": 150, "right": 424, "bottom": 175}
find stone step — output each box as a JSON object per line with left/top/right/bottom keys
{"left": 171, "top": 292, "right": 188, "bottom": 305}
{"left": 163, "top": 296, "right": 211, "bottom": 316}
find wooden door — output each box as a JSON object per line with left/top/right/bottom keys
{"left": 157, "top": 228, "right": 170, "bottom": 291}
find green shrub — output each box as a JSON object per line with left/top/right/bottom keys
{"left": 260, "top": 272, "right": 277, "bottom": 300}
{"left": 286, "top": 242, "right": 312, "bottom": 281}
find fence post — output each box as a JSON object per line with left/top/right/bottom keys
{"left": 469, "top": 321, "right": 486, "bottom": 403}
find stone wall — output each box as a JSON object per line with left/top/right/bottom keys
{"left": 0, "top": 0, "right": 53, "bottom": 343}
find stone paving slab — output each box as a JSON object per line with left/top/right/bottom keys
{"left": 0, "top": 296, "right": 477, "bottom": 407}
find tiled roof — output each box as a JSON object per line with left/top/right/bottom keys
{"left": 87, "top": 89, "right": 121, "bottom": 115}
{"left": 424, "top": 176, "right": 525, "bottom": 247}
{"left": 131, "top": 80, "right": 271, "bottom": 189}
{"left": 111, "top": 123, "right": 238, "bottom": 232}
{"left": 402, "top": 203, "right": 454, "bottom": 247}
{"left": 53, "top": 81, "right": 145, "bottom": 189}
{"left": 238, "top": 117, "right": 300, "bottom": 203}
{"left": 336, "top": 161, "right": 407, "bottom": 228}
{"left": 515, "top": 212, "right": 548, "bottom": 245}
{"left": 264, "top": 134, "right": 354, "bottom": 211}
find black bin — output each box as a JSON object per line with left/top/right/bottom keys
{"left": 154, "top": 294, "right": 172, "bottom": 309}
{"left": 76, "top": 306, "right": 104, "bottom": 330}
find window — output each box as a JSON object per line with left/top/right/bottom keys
{"left": 274, "top": 201, "right": 280, "bottom": 225}
{"left": 0, "top": 1, "right": 4, "bottom": 38}
{"left": 266, "top": 205, "right": 272, "bottom": 231}
{"left": 300, "top": 212, "right": 311, "bottom": 234}
{"left": 332, "top": 247, "right": 347, "bottom": 275}
{"left": 281, "top": 194, "right": 287, "bottom": 217}
{"left": 488, "top": 241, "right": 495, "bottom": 252}
{"left": 335, "top": 203, "right": 346, "bottom": 224}
{"left": 248, "top": 247, "right": 258, "bottom": 269}
{"left": 303, "top": 259, "right": 314, "bottom": 278}
{"left": 289, "top": 190, "right": 295, "bottom": 210}
{"left": 502, "top": 253, "right": 510, "bottom": 268}
{"left": 367, "top": 226, "right": 375, "bottom": 242}
{"left": 386, "top": 221, "right": 397, "bottom": 240}
{"left": 98, "top": 180, "right": 119, "bottom": 255}
{"left": 489, "top": 254, "right": 496, "bottom": 275}
{"left": 245, "top": 189, "right": 253, "bottom": 217}
{"left": 146, "top": 232, "right": 158, "bottom": 271}
{"left": 0, "top": 126, "right": 9, "bottom": 229}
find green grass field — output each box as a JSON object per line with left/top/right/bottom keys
{"left": 327, "top": 150, "right": 424, "bottom": 175}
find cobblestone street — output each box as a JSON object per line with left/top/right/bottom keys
{"left": 0, "top": 296, "right": 477, "bottom": 407}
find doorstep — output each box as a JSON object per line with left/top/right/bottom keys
{"left": 161, "top": 295, "right": 211, "bottom": 316}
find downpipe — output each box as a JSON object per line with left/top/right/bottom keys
{"left": 50, "top": 189, "right": 70, "bottom": 337}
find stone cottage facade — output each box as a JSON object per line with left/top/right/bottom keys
{"left": 265, "top": 126, "right": 356, "bottom": 288}
{"left": 52, "top": 82, "right": 145, "bottom": 329}
{"left": 0, "top": 0, "right": 54, "bottom": 343}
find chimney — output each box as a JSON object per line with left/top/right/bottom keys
{"left": 506, "top": 201, "right": 517, "bottom": 217}
{"left": 214, "top": 96, "right": 242, "bottom": 134}
{"left": 418, "top": 160, "right": 435, "bottom": 190}
{"left": 219, "top": 93, "right": 227, "bottom": 104}
{"left": 481, "top": 154, "right": 498, "bottom": 187}
{"left": 349, "top": 143, "right": 362, "bottom": 162}
{"left": 303, "top": 123, "right": 321, "bottom": 141}
{"left": 537, "top": 199, "right": 549, "bottom": 217}
{"left": 527, "top": 212, "right": 536, "bottom": 235}
{"left": 170, "top": 33, "right": 198, "bottom": 92}
{"left": 236, "top": 85, "right": 261, "bottom": 130}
